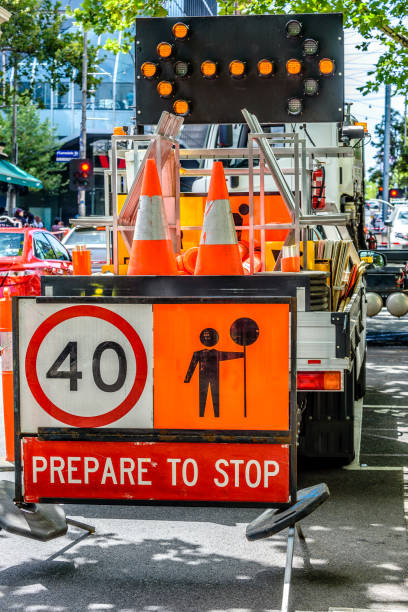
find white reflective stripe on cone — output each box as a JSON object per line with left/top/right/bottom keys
{"left": 0, "top": 332, "right": 12, "bottom": 371}
{"left": 200, "top": 199, "right": 237, "bottom": 245}
{"left": 133, "top": 195, "right": 171, "bottom": 241}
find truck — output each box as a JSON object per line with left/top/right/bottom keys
{"left": 63, "top": 13, "right": 367, "bottom": 465}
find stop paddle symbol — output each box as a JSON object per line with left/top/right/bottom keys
{"left": 230, "top": 317, "right": 260, "bottom": 417}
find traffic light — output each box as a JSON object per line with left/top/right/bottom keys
{"left": 135, "top": 14, "right": 344, "bottom": 124}
{"left": 69, "top": 159, "right": 94, "bottom": 192}
{"left": 389, "top": 188, "right": 404, "bottom": 199}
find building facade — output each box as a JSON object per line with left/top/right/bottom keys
{"left": 10, "top": 0, "right": 217, "bottom": 225}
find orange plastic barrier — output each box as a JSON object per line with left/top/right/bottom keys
{"left": 0, "top": 288, "right": 13, "bottom": 461}
{"left": 182, "top": 246, "right": 199, "bottom": 275}
{"left": 72, "top": 246, "right": 92, "bottom": 275}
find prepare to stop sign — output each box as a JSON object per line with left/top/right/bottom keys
{"left": 16, "top": 298, "right": 292, "bottom": 504}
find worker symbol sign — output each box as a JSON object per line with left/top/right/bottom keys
{"left": 154, "top": 303, "right": 290, "bottom": 430}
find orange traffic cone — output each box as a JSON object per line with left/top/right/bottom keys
{"left": 195, "top": 162, "right": 243, "bottom": 275}
{"left": 0, "top": 288, "right": 13, "bottom": 462}
{"left": 127, "top": 159, "right": 177, "bottom": 275}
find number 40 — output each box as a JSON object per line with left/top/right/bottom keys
{"left": 46, "top": 341, "right": 127, "bottom": 392}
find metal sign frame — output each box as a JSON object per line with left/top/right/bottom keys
{"left": 13, "top": 295, "right": 297, "bottom": 509}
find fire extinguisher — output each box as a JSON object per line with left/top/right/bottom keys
{"left": 367, "top": 231, "right": 377, "bottom": 250}
{"left": 312, "top": 164, "right": 326, "bottom": 210}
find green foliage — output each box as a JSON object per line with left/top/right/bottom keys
{"left": 69, "top": 0, "right": 408, "bottom": 94}
{"left": 364, "top": 180, "right": 378, "bottom": 199}
{"left": 217, "top": 1, "right": 408, "bottom": 96}
{"left": 0, "top": 99, "right": 65, "bottom": 193}
{"left": 0, "top": 0, "right": 101, "bottom": 98}
{"left": 369, "top": 108, "right": 408, "bottom": 189}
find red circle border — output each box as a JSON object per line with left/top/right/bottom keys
{"left": 25, "top": 305, "right": 148, "bottom": 427}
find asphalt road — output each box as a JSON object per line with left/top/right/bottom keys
{"left": 0, "top": 310, "right": 406, "bottom": 611}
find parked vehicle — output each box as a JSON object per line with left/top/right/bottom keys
{"left": 62, "top": 226, "right": 108, "bottom": 272}
{"left": 389, "top": 205, "right": 408, "bottom": 247}
{"left": 0, "top": 228, "right": 72, "bottom": 297}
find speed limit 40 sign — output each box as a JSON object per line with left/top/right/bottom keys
{"left": 18, "top": 300, "right": 153, "bottom": 430}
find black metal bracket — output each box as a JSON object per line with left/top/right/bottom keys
{"left": 331, "top": 312, "right": 350, "bottom": 358}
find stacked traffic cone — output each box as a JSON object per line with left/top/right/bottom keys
{"left": 127, "top": 158, "right": 177, "bottom": 275}
{"left": 195, "top": 162, "right": 243, "bottom": 275}
{"left": 0, "top": 288, "right": 13, "bottom": 462}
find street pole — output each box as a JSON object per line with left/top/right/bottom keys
{"left": 382, "top": 84, "right": 391, "bottom": 222}
{"left": 78, "top": 29, "right": 87, "bottom": 218}
{"left": 7, "top": 64, "right": 18, "bottom": 214}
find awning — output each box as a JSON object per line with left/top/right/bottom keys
{"left": 0, "top": 159, "right": 43, "bottom": 189}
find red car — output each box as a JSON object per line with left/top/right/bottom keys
{"left": 0, "top": 228, "right": 73, "bottom": 297}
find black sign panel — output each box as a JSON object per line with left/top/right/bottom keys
{"left": 135, "top": 14, "right": 344, "bottom": 124}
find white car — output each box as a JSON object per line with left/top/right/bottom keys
{"left": 62, "top": 226, "right": 108, "bottom": 272}
{"left": 389, "top": 206, "right": 408, "bottom": 247}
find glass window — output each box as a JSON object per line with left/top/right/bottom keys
{"left": 64, "top": 229, "right": 106, "bottom": 247}
{"left": 34, "top": 233, "right": 56, "bottom": 260}
{"left": 396, "top": 210, "right": 408, "bottom": 224}
{"left": 45, "top": 233, "right": 71, "bottom": 260}
{"left": 116, "top": 83, "right": 133, "bottom": 109}
{"left": 0, "top": 233, "right": 25, "bottom": 257}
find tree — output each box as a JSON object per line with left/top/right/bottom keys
{"left": 0, "top": 0, "right": 100, "bottom": 161}
{"left": 368, "top": 109, "right": 408, "bottom": 190}
{"left": 71, "top": 0, "right": 408, "bottom": 96}
{"left": 0, "top": 99, "right": 65, "bottom": 195}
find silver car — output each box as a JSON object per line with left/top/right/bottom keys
{"left": 62, "top": 226, "right": 108, "bottom": 272}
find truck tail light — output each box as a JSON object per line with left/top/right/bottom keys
{"left": 297, "top": 371, "right": 341, "bottom": 390}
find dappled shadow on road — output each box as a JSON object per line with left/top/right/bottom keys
{"left": 0, "top": 470, "right": 405, "bottom": 611}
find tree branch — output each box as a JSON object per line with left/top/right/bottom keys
{"left": 381, "top": 24, "right": 408, "bottom": 49}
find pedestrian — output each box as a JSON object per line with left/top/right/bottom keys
{"left": 14, "top": 208, "right": 25, "bottom": 226}
{"left": 33, "top": 215, "right": 43, "bottom": 228}
{"left": 24, "top": 210, "right": 34, "bottom": 226}
{"left": 51, "top": 217, "right": 62, "bottom": 232}
{"left": 51, "top": 217, "right": 66, "bottom": 239}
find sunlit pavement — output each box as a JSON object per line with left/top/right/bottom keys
{"left": 0, "top": 311, "right": 405, "bottom": 611}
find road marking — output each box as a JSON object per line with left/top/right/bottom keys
{"left": 345, "top": 466, "right": 403, "bottom": 471}
{"left": 343, "top": 399, "right": 363, "bottom": 470}
{"left": 364, "top": 404, "right": 408, "bottom": 409}
{"left": 360, "top": 453, "right": 408, "bottom": 457}
{"left": 404, "top": 467, "right": 408, "bottom": 532}
{"left": 362, "top": 432, "right": 408, "bottom": 443}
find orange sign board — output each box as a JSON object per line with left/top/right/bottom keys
{"left": 153, "top": 303, "right": 290, "bottom": 431}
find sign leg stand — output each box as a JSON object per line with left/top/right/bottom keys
{"left": 281, "top": 525, "right": 295, "bottom": 612}
{"left": 66, "top": 517, "right": 95, "bottom": 534}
